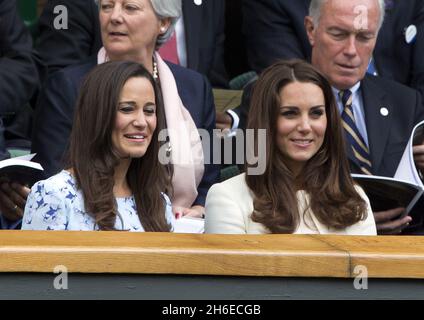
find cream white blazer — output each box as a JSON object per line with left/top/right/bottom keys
{"left": 205, "top": 173, "right": 377, "bottom": 235}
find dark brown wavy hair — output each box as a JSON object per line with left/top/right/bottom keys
{"left": 68, "top": 60, "right": 171, "bottom": 231}
{"left": 246, "top": 59, "right": 368, "bottom": 233}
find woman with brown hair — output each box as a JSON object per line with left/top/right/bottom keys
{"left": 22, "top": 61, "right": 173, "bottom": 231}
{"left": 2, "top": 0, "right": 218, "bottom": 227}
{"left": 205, "top": 60, "right": 376, "bottom": 235}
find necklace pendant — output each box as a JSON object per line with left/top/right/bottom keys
{"left": 166, "top": 142, "right": 172, "bottom": 158}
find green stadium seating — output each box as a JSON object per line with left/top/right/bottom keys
{"left": 17, "top": 0, "right": 38, "bottom": 37}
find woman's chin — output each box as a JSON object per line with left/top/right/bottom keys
{"left": 104, "top": 45, "right": 131, "bottom": 59}
{"left": 129, "top": 151, "right": 148, "bottom": 159}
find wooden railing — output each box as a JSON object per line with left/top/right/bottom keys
{"left": 1, "top": 231, "right": 424, "bottom": 279}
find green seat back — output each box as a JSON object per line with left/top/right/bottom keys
{"left": 17, "top": 0, "right": 38, "bottom": 37}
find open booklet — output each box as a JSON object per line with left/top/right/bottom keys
{"left": 0, "top": 154, "right": 44, "bottom": 187}
{"left": 352, "top": 120, "right": 424, "bottom": 225}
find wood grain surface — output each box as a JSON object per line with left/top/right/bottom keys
{"left": 1, "top": 231, "right": 423, "bottom": 278}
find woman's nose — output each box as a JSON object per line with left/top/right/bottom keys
{"left": 297, "top": 117, "right": 312, "bottom": 132}
{"left": 110, "top": 5, "right": 124, "bottom": 23}
{"left": 133, "top": 113, "right": 147, "bottom": 128}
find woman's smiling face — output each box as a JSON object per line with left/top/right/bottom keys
{"left": 112, "top": 76, "right": 157, "bottom": 159}
{"left": 276, "top": 81, "right": 327, "bottom": 175}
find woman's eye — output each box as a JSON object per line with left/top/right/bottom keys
{"left": 144, "top": 107, "right": 156, "bottom": 115}
{"left": 101, "top": 3, "right": 113, "bottom": 11}
{"left": 125, "top": 5, "right": 139, "bottom": 12}
{"left": 119, "top": 105, "right": 134, "bottom": 113}
{"left": 310, "top": 109, "right": 324, "bottom": 118}
{"left": 280, "top": 110, "right": 297, "bottom": 118}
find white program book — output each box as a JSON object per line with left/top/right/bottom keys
{"left": 352, "top": 120, "right": 424, "bottom": 217}
{"left": 173, "top": 216, "right": 205, "bottom": 234}
{"left": 394, "top": 120, "right": 424, "bottom": 187}
{"left": 0, "top": 153, "right": 44, "bottom": 186}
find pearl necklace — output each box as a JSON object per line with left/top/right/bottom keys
{"left": 153, "top": 60, "right": 158, "bottom": 80}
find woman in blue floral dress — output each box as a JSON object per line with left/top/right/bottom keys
{"left": 22, "top": 61, "right": 174, "bottom": 231}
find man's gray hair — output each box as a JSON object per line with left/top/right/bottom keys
{"left": 95, "top": 0, "right": 182, "bottom": 48}
{"left": 309, "top": 0, "right": 385, "bottom": 31}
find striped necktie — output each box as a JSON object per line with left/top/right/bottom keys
{"left": 339, "top": 90, "right": 373, "bottom": 175}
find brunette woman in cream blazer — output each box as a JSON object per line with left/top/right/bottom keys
{"left": 205, "top": 60, "right": 376, "bottom": 235}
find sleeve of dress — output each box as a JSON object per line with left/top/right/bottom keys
{"left": 22, "top": 180, "right": 69, "bottom": 230}
{"left": 162, "top": 192, "right": 175, "bottom": 229}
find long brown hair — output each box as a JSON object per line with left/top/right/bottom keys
{"left": 246, "top": 59, "right": 367, "bottom": 233}
{"left": 68, "top": 61, "right": 171, "bottom": 231}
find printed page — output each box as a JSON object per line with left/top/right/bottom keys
{"left": 394, "top": 120, "right": 424, "bottom": 188}
{"left": 352, "top": 173, "right": 423, "bottom": 214}
{"left": 13, "top": 153, "right": 37, "bottom": 161}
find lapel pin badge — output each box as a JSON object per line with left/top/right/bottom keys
{"left": 194, "top": 0, "right": 202, "bottom": 5}
{"left": 405, "top": 25, "right": 417, "bottom": 44}
{"left": 380, "top": 107, "right": 389, "bottom": 117}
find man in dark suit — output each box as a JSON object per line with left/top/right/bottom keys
{"left": 0, "top": 0, "right": 39, "bottom": 229}
{"left": 242, "top": 0, "right": 424, "bottom": 98}
{"left": 229, "top": 0, "right": 424, "bottom": 234}
{"left": 34, "top": 0, "right": 228, "bottom": 88}
{"left": 306, "top": 0, "right": 424, "bottom": 234}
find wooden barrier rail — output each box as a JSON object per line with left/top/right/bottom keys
{"left": 1, "top": 231, "right": 424, "bottom": 279}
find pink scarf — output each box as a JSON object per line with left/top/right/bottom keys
{"left": 97, "top": 48, "right": 204, "bottom": 208}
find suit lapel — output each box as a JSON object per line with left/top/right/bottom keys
{"left": 183, "top": 0, "right": 201, "bottom": 70}
{"left": 361, "top": 76, "right": 392, "bottom": 174}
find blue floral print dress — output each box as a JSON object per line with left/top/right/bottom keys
{"left": 22, "top": 170, "right": 174, "bottom": 231}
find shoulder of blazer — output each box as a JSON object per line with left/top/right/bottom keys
{"left": 362, "top": 74, "right": 418, "bottom": 100}
{"left": 47, "top": 57, "right": 97, "bottom": 92}
{"left": 213, "top": 173, "right": 251, "bottom": 200}
{"left": 166, "top": 61, "right": 205, "bottom": 83}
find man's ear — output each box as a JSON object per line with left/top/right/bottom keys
{"left": 304, "top": 16, "right": 316, "bottom": 46}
